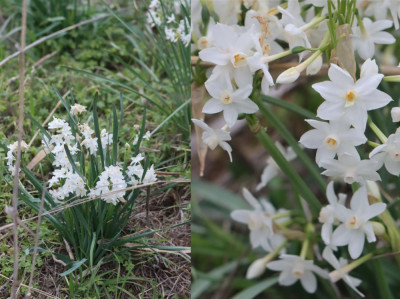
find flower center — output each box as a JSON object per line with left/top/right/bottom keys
{"left": 219, "top": 90, "right": 233, "bottom": 104}
{"left": 344, "top": 90, "right": 357, "bottom": 107}
{"left": 291, "top": 262, "right": 304, "bottom": 278}
{"left": 324, "top": 135, "right": 339, "bottom": 150}
{"left": 231, "top": 52, "right": 248, "bottom": 68}
{"left": 248, "top": 214, "right": 263, "bottom": 231}
{"left": 344, "top": 169, "right": 356, "bottom": 184}
{"left": 197, "top": 37, "right": 209, "bottom": 50}
{"left": 203, "top": 133, "right": 219, "bottom": 150}
{"left": 346, "top": 215, "right": 364, "bottom": 229}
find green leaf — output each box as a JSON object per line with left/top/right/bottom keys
{"left": 60, "top": 258, "right": 87, "bottom": 277}
{"left": 231, "top": 277, "right": 279, "bottom": 299}
{"left": 112, "top": 105, "right": 118, "bottom": 165}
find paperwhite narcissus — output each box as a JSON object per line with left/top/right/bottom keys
{"left": 231, "top": 188, "right": 287, "bottom": 252}
{"left": 278, "top": 0, "right": 311, "bottom": 61}
{"left": 256, "top": 142, "right": 296, "bottom": 191}
{"left": 319, "top": 181, "right": 347, "bottom": 245}
{"left": 312, "top": 62, "right": 392, "bottom": 132}
{"left": 322, "top": 247, "right": 365, "bottom": 297}
{"left": 391, "top": 107, "right": 400, "bottom": 122}
{"left": 352, "top": 17, "right": 395, "bottom": 60}
{"left": 370, "top": 133, "right": 400, "bottom": 175}
{"left": 299, "top": 119, "right": 367, "bottom": 167}
{"left": 191, "top": 119, "right": 233, "bottom": 162}
{"left": 267, "top": 254, "right": 329, "bottom": 293}
{"left": 331, "top": 186, "right": 386, "bottom": 259}
{"left": 321, "top": 153, "right": 381, "bottom": 185}
{"left": 199, "top": 23, "right": 256, "bottom": 88}
{"left": 203, "top": 78, "right": 258, "bottom": 127}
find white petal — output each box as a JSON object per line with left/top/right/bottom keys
{"left": 230, "top": 210, "right": 250, "bottom": 224}
{"left": 300, "top": 271, "right": 317, "bottom": 293}
{"left": 203, "top": 99, "right": 224, "bottom": 114}
{"left": 279, "top": 271, "right": 298, "bottom": 286}
{"left": 223, "top": 106, "right": 239, "bottom": 127}
{"left": 331, "top": 224, "right": 352, "bottom": 246}
{"left": 199, "top": 47, "right": 230, "bottom": 65}
{"left": 328, "top": 64, "right": 354, "bottom": 86}
{"left": 348, "top": 231, "right": 365, "bottom": 259}
{"left": 364, "top": 202, "right": 386, "bottom": 220}
{"left": 299, "top": 130, "right": 324, "bottom": 149}
{"left": 242, "top": 188, "right": 262, "bottom": 210}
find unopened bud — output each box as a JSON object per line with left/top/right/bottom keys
{"left": 306, "top": 55, "right": 322, "bottom": 76}
{"left": 371, "top": 221, "right": 386, "bottom": 236}
{"left": 246, "top": 255, "right": 272, "bottom": 279}
{"left": 366, "top": 180, "right": 381, "bottom": 201}
{"left": 276, "top": 67, "right": 300, "bottom": 84}
{"left": 391, "top": 107, "right": 400, "bottom": 122}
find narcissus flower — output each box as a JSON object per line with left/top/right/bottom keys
{"left": 370, "top": 133, "right": 400, "bottom": 175}
{"left": 256, "top": 142, "right": 296, "bottom": 191}
{"left": 322, "top": 247, "right": 364, "bottom": 297}
{"left": 331, "top": 186, "right": 386, "bottom": 259}
{"left": 353, "top": 18, "right": 395, "bottom": 60}
{"left": 300, "top": 119, "right": 367, "bottom": 167}
{"left": 267, "top": 254, "right": 329, "bottom": 293}
{"left": 321, "top": 153, "right": 381, "bottom": 185}
{"left": 203, "top": 79, "right": 258, "bottom": 127}
{"left": 192, "top": 119, "right": 233, "bottom": 161}
{"left": 231, "top": 188, "right": 287, "bottom": 252}
{"left": 312, "top": 62, "right": 392, "bottom": 131}
{"left": 319, "top": 181, "right": 347, "bottom": 244}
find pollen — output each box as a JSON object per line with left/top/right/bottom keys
{"left": 231, "top": 52, "right": 248, "bottom": 68}
{"left": 324, "top": 135, "right": 339, "bottom": 150}
{"left": 344, "top": 90, "right": 357, "bottom": 107}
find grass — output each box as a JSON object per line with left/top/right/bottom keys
{"left": 0, "top": 0, "right": 190, "bottom": 297}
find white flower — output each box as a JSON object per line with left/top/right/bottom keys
{"left": 353, "top": 18, "right": 395, "bottom": 60}
{"left": 48, "top": 117, "right": 68, "bottom": 130}
{"left": 391, "top": 107, "right": 400, "bottom": 122}
{"left": 199, "top": 23, "right": 256, "bottom": 88}
{"left": 89, "top": 165, "right": 127, "bottom": 205}
{"left": 370, "top": 133, "right": 400, "bottom": 175}
{"left": 143, "top": 165, "right": 157, "bottom": 184}
{"left": 203, "top": 79, "right": 257, "bottom": 127}
{"left": 165, "top": 27, "right": 177, "bottom": 42}
{"left": 81, "top": 137, "right": 98, "bottom": 155}
{"left": 321, "top": 153, "right": 381, "bottom": 185}
{"left": 70, "top": 104, "right": 86, "bottom": 116}
{"left": 267, "top": 254, "right": 329, "bottom": 293}
{"left": 100, "top": 129, "right": 113, "bottom": 148}
{"left": 322, "top": 247, "right": 364, "bottom": 297}
{"left": 331, "top": 186, "right": 386, "bottom": 259}
{"left": 231, "top": 188, "right": 287, "bottom": 252}
{"left": 319, "top": 181, "right": 347, "bottom": 244}
{"left": 131, "top": 153, "right": 144, "bottom": 164}
{"left": 276, "top": 67, "right": 301, "bottom": 84}
{"left": 256, "top": 142, "right": 296, "bottom": 191}
{"left": 6, "top": 140, "right": 29, "bottom": 176}
{"left": 143, "top": 131, "right": 151, "bottom": 140}
{"left": 167, "top": 14, "right": 175, "bottom": 24}
{"left": 299, "top": 119, "right": 367, "bottom": 167}
{"left": 192, "top": 119, "right": 233, "bottom": 162}
{"left": 312, "top": 62, "right": 392, "bottom": 131}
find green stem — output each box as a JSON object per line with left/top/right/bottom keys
{"left": 368, "top": 119, "right": 388, "bottom": 143}
{"left": 251, "top": 124, "right": 322, "bottom": 214}
{"left": 367, "top": 141, "right": 380, "bottom": 148}
{"left": 383, "top": 75, "right": 400, "bottom": 82}
{"left": 300, "top": 237, "right": 309, "bottom": 259}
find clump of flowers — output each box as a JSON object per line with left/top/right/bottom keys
{"left": 192, "top": 0, "right": 400, "bottom": 296}
{"left": 147, "top": 0, "right": 190, "bottom": 45}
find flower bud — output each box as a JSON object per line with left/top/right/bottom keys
{"left": 366, "top": 180, "right": 381, "bottom": 201}
{"left": 276, "top": 67, "right": 300, "bottom": 84}
{"left": 391, "top": 107, "right": 400, "bottom": 122}
{"left": 306, "top": 55, "right": 322, "bottom": 76}
{"left": 246, "top": 257, "right": 270, "bottom": 279}
{"left": 371, "top": 221, "right": 386, "bottom": 236}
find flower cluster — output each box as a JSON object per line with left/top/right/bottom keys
{"left": 147, "top": 0, "right": 190, "bottom": 45}
{"left": 193, "top": 0, "right": 400, "bottom": 296}
{"left": 41, "top": 104, "right": 157, "bottom": 205}
{"left": 6, "top": 140, "right": 29, "bottom": 176}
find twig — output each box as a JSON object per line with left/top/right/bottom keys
{"left": 0, "top": 274, "right": 60, "bottom": 299}
{"left": 7, "top": 51, "right": 58, "bottom": 85}
{"left": 11, "top": 0, "right": 28, "bottom": 297}
{"left": 63, "top": 238, "right": 75, "bottom": 261}
{"left": 146, "top": 186, "right": 151, "bottom": 227}
{"left": 0, "top": 13, "right": 113, "bottom": 67}
{"left": 26, "top": 185, "right": 46, "bottom": 298}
